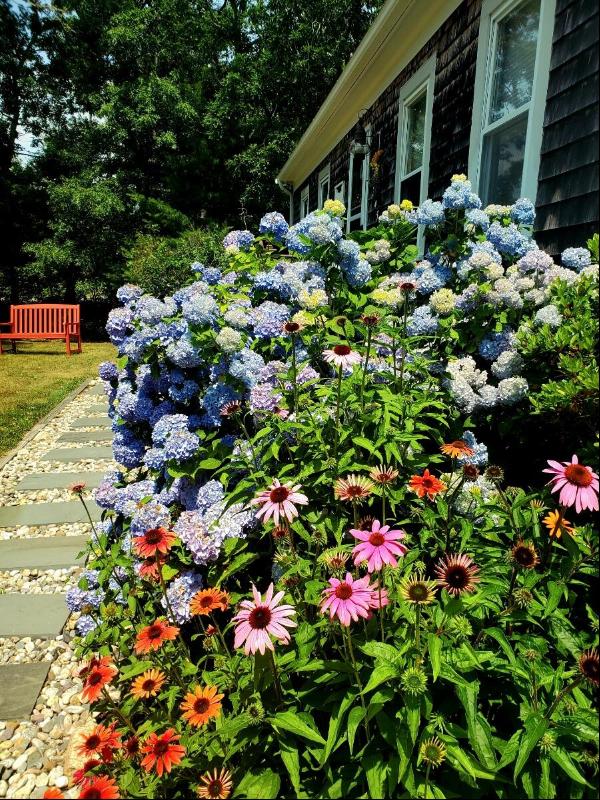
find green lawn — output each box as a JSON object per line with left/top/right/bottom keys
{"left": 0, "top": 341, "right": 115, "bottom": 457}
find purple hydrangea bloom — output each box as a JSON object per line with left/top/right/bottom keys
{"left": 163, "top": 429, "right": 200, "bottom": 462}
{"left": 152, "top": 414, "right": 190, "bottom": 446}
{"left": 130, "top": 501, "right": 171, "bottom": 536}
{"left": 486, "top": 222, "right": 533, "bottom": 258}
{"left": 162, "top": 571, "right": 204, "bottom": 624}
{"left": 223, "top": 230, "right": 255, "bottom": 250}
{"left": 250, "top": 382, "right": 282, "bottom": 412}
{"left": 251, "top": 301, "right": 290, "bottom": 338}
{"left": 229, "top": 349, "right": 266, "bottom": 387}
{"left": 166, "top": 335, "right": 203, "bottom": 368}
{"left": 112, "top": 429, "right": 146, "bottom": 468}
{"left": 106, "top": 307, "right": 134, "bottom": 345}
{"left": 75, "top": 615, "right": 99, "bottom": 636}
{"left": 66, "top": 586, "right": 103, "bottom": 613}
{"left": 98, "top": 362, "right": 118, "bottom": 381}
{"left": 259, "top": 211, "right": 289, "bottom": 243}
{"left": 116, "top": 284, "right": 144, "bottom": 306}
{"left": 199, "top": 383, "right": 239, "bottom": 427}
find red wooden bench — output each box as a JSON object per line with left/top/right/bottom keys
{"left": 0, "top": 304, "right": 82, "bottom": 356}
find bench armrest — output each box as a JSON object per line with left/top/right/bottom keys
{"left": 64, "top": 321, "right": 80, "bottom": 332}
{"left": 0, "top": 322, "right": 13, "bottom": 328}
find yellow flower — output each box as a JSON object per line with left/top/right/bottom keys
{"left": 400, "top": 199, "right": 414, "bottom": 211}
{"left": 298, "top": 288, "right": 328, "bottom": 310}
{"left": 292, "top": 310, "right": 315, "bottom": 328}
{"left": 323, "top": 199, "right": 345, "bottom": 217}
{"left": 451, "top": 173, "right": 467, "bottom": 182}
{"left": 371, "top": 287, "right": 404, "bottom": 307}
{"left": 542, "top": 509, "right": 576, "bottom": 539}
{"left": 387, "top": 203, "right": 402, "bottom": 219}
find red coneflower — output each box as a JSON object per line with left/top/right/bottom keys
{"left": 73, "top": 759, "right": 100, "bottom": 785}
{"left": 43, "top": 789, "right": 65, "bottom": 799}
{"left": 361, "top": 313, "right": 381, "bottom": 327}
{"left": 440, "top": 440, "right": 475, "bottom": 459}
{"left": 220, "top": 400, "right": 242, "bottom": 417}
{"left": 77, "top": 723, "right": 121, "bottom": 759}
{"left": 137, "top": 555, "right": 165, "bottom": 581}
{"left": 123, "top": 736, "right": 139, "bottom": 759}
{"left": 133, "top": 527, "right": 177, "bottom": 559}
{"left": 369, "top": 465, "right": 399, "bottom": 484}
{"left": 198, "top": 767, "right": 234, "bottom": 799}
{"left": 334, "top": 474, "right": 375, "bottom": 502}
{"left": 134, "top": 619, "right": 179, "bottom": 654}
{"left": 81, "top": 658, "right": 118, "bottom": 704}
{"left": 190, "top": 588, "right": 230, "bottom": 616}
{"left": 180, "top": 685, "right": 224, "bottom": 727}
{"left": 78, "top": 775, "right": 121, "bottom": 799}
{"left": 408, "top": 469, "right": 447, "bottom": 500}
{"left": 140, "top": 729, "right": 185, "bottom": 777}
{"left": 435, "top": 553, "right": 480, "bottom": 596}
{"left": 131, "top": 669, "right": 166, "bottom": 699}
{"left": 70, "top": 482, "right": 87, "bottom": 496}
{"left": 462, "top": 464, "right": 479, "bottom": 481}
{"left": 578, "top": 649, "right": 600, "bottom": 685}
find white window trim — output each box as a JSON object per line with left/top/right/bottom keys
{"left": 394, "top": 54, "right": 436, "bottom": 207}
{"left": 347, "top": 124, "right": 371, "bottom": 232}
{"left": 334, "top": 180, "right": 345, "bottom": 204}
{"left": 395, "top": 55, "right": 436, "bottom": 254}
{"left": 300, "top": 185, "right": 309, "bottom": 219}
{"left": 318, "top": 165, "right": 331, "bottom": 208}
{"left": 468, "top": 0, "right": 556, "bottom": 204}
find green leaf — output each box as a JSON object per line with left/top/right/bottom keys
{"left": 234, "top": 769, "right": 281, "bottom": 799}
{"left": 120, "top": 660, "right": 154, "bottom": 680}
{"left": 279, "top": 739, "right": 301, "bottom": 795}
{"left": 320, "top": 693, "right": 353, "bottom": 765}
{"left": 514, "top": 717, "right": 549, "bottom": 780}
{"left": 548, "top": 748, "right": 589, "bottom": 785}
{"left": 198, "top": 457, "right": 221, "bottom": 470}
{"left": 347, "top": 706, "right": 366, "bottom": 754}
{"left": 271, "top": 711, "right": 326, "bottom": 745}
{"left": 362, "top": 748, "right": 386, "bottom": 799}
{"left": 362, "top": 664, "right": 398, "bottom": 693}
{"left": 428, "top": 634, "right": 441, "bottom": 681}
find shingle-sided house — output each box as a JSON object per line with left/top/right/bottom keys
{"left": 276, "top": 0, "right": 599, "bottom": 254}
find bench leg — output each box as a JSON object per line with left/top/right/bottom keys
{"left": 66, "top": 334, "right": 71, "bottom": 356}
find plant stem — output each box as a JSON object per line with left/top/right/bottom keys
{"left": 290, "top": 332, "right": 298, "bottom": 415}
{"left": 415, "top": 604, "right": 421, "bottom": 661}
{"left": 344, "top": 626, "right": 369, "bottom": 739}
{"left": 544, "top": 675, "right": 584, "bottom": 720}
{"left": 505, "top": 567, "right": 518, "bottom": 607}
{"left": 424, "top": 762, "right": 431, "bottom": 799}
{"left": 360, "top": 327, "right": 373, "bottom": 411}
{"left": 101, "top": 687, "right": 136, "bottom": 734}
{"left": 382, "top": 485, "right": 387, "bottom": 526}
{"left": 333, "top": 364, "right": 343, "bottom": 461}
{"left": 267, "top": 649, "right": 283, "bottom": 704}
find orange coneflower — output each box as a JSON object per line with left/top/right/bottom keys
{"left": 43, "top": 790, "right": 64, "bottom": 799}
{"left": 133, "top": 527, "right": 178, "bottom": 559}
{"left": 78, "top": 775, "right": 121, "bottom": 799}
{"left": 81, "top": 657, "right": 118, "bottom": 704}
{"left": 542, "top": 509, "right": 576, "bottom": 539}
{"left": 77, "top": 723, "right": 121, "bottom": 759}
{"left": 510, "top": 540, "right": 540, "bottom": 570}
{"left": 408, "top": 469, "right": 447, "bottom": 500}
{"left": 70, "top": 482, "right": 87, "bottom": 496}
{"left": 334, "top": 474, "right": 375, "bottom": 502}
{"left": 180, "top": 685, "right": 224, "bottom": 727}
{"left": 140, "top": 729, "right": 185, "bottom": 776}
{"left": 123, "top": 736, "right": 139, "bottom": 759}
{"left": 435, "top": 554, "right": 480, "bottom": 596}
{"left": 190, "top": 588, "right": 230, "bottom": 617}
{"left": 440, "top": 440, "right": 475, "bottom": 459}
{"left": 198, "top": 767, "right": 234, "bottom": 799}
{"left": 131, "top": 669, "right": 166, "bottom": 700}
{"left": 369, "top": 465, "right": 399, "bottom": 485}
{"left": 134, "top": 619, "right": 179, "bottom": 654}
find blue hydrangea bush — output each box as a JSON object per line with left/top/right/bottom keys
{"left": 64, "top": 178, "right": 598, "bottom": 800}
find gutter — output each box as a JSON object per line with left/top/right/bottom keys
{"left": 276, "top": 178, "right": 294, "bottom": 225}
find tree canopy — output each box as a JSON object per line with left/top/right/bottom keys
{"left": 0, "top": 0, "right": 383, "bottom": 302}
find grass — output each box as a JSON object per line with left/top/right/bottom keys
{"left": 0, "top": 340, "right": 115, "bottom": 457}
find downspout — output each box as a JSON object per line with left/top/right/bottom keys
{"left": 276, "top": 178, "right": 294, "bottom": 224}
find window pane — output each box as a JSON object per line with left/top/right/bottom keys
{"left": 481, "top": 111, "right": 528, "bottom": 204}
{"left": 320, "top": 179, "right": 330, "bottom": 204}
{"left": 350, "top": 156, "right": 364, "bottom": 217}
{"left": 489, "top": 0, "right": 540, "bottom": 124}
{"left": 400, "top": 170, "right": 422, "bottom": 207}
{"left": 404, "top": 92, "right": 427, "bottom": 175}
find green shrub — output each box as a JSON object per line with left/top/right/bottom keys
{"left": 124, "top": 226, "right": 229, "bottom": 297}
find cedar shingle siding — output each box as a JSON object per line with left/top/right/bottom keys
{"left": 535, "top": 0, "right": 599, "bottom": 254}
{"left": 292, "top": 0, "right": 599, "bottom": 253}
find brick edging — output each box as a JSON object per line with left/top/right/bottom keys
{"left": 0, "top": 378, "right": 99, "bottom": 472}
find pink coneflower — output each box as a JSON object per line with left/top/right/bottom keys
{"left": 233, "top": 583, "right": 297, "bottom": 655}
{"left": 434, "top": 553, "right": 480, "bottom": 596}
{"left": 320, "top": 573, "right": 373, "bottom": 626}
{"left": 323, "top": 344, "right": 362, "bottom": 369}
{"left": 543, "top": 455, "right": 599, "bottom": 513}
{"left": 334, "top": 474, "right": 375, "bottom": 502}
{"left": 350, "top": 519, "right": 408, "bottom": 572}
{"left": 251, "top": 479, "right": 308, "bottom": 525}
{"left": 369, "top": 584, "right": 389, "bottom": 609}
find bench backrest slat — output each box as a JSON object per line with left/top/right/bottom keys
{"left": 10, "top": 304, "right": 80, "bottom": 335}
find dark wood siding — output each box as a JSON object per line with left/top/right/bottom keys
{"left": 293, "top": 0, "right": 483, "bottom": 224}
{"left": 535, "top": 0, "right": 599, "bottom": 254}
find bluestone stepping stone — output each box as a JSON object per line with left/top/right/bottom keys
{"left": 70, "top": 416, "right": 111, "bottom": 429}
{"left": 17, "top": 471, "right": 107, "bottom": 491}
{"left": 0, "top": 535, "right": 89, "bottom": 570}
{"left": 42, "top": 445, "right": 113, "bottom": 462}
{"left": 87, "top": 403, "right": 109, "bottom": 414}
{"left": 86, "top": 384, "right": 107, "bottom": 396}
{"left": 58, "top": 430, "right": 112, "bottom": 444}
{"left": 0, "top": 663, "right": 50, "bottom": 720}
{"left": 0, "top": 500, "right": 101, "bottom": 527}
{"left": 0, "top": 594, "right": 70, "bottom": 638}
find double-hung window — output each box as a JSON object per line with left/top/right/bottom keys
{"left": 469, "top": 0, "right": 555, "bottom": 205}
{"left": 318, "top": 166, "right": 331, "bottom": 208}
{"left": 347, "top": 125, "right": 371, "bottom": 232}
{"left": 300, "top": 185, "right": 310, "bottom": 219}
{"left": 395, "top": 56, "right": 436, "bottom": 208}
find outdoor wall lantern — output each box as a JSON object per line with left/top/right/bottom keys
{"left": 350, "top": 110, "right": 371, "bottom": 155}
